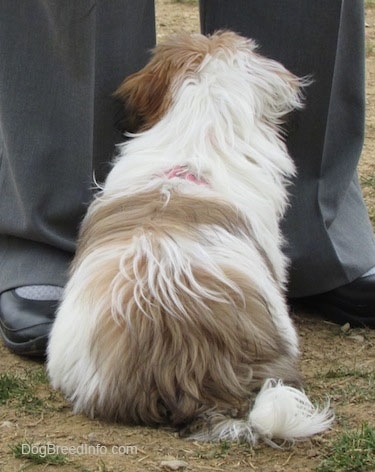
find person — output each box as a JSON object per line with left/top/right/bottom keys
{"left": 200, "top": 0, "right": 375, "bottom": 327}
{"left": 1, "top": 0, "right": 374, "bottom": 359}
{"left": 0, "top": 1, "right": 156, "bottom": 356}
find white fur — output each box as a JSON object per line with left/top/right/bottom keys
{"left": 189, "top": 380, "right": 333, "bottom": 445}
{"left": 48, "top": 32, "right": 333, "bottom": 445}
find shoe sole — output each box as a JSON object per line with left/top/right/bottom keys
{"left": 0, "top": 324, "right": 48, "bottom": 357}
{"left": 292, "top": 298, "right": 375, "bottom": 328}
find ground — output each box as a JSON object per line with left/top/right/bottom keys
{"left": 0, "top": 1, "right": 374, "bottom": 471}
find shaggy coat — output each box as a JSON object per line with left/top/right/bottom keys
{"left": 48, "top": 31, "right": 332, "bottom": 444}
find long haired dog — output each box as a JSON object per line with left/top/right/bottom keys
{"left": 48, "top": 31, "right": 333, "bottom": 444}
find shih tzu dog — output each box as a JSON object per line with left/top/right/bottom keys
{"left": 48, "top": 31, "right": 333, "bottom": 445}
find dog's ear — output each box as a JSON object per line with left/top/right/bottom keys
{"left": 114, "top": 59, "right": 174, "bottom": 133}
{"left": 270, "top": 65, "right": 307, "bottom": 114}
{"left": 114, "top": 34, "right": 209, "bottom": 133}
{"left": 251, "top": 52, "right": 309, "bottom": 126}
{"left": 232, "top": 35, "right": 307, "bottom": 126}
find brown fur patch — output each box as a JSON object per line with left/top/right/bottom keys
{"left": 75, "top": 188, "right": 277, "bottom": 281}
{"left": 73, "top": 188, "right": 299, "bottom": 428}
{"left": 86, "top": 248, "right": 298, "bottom": 427}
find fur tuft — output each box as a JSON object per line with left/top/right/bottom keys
{"left": 249, "top": 379, "right": 334, "bottom": 442}
{"left": 186, "top": 379, "right": 333, "bottom": 445}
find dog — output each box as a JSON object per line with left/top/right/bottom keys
{"left": 48, "top": 31, "right": 333, "bottom": 445}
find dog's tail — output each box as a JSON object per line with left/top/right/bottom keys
{"left": 187, "top": 379, "right": 333, "bottom": 446}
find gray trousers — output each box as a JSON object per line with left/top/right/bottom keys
{"left": 1, "top": 1, "right": 374, "bottom": 297}
{"left": 200, "top": 0, "right": 375, "bottom": 297}
{"left": 0, "top": 1, "right": 156, "bottom": 292}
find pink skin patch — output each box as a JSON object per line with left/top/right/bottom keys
{"left": 165, "top": 166, "right": 208, "bottom": 186}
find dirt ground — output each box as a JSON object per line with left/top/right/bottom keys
{"left": 0, "top": 1, "right": 374, "bottom": 471}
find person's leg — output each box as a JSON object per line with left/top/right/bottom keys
{"left": 200, "top": 0, "right": 375, "bottom": 320}
{"left": 0, "top": 0, "right": 156, "bottom": 354}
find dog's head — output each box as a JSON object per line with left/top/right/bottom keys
{"left": 115, "top": 31, "right": 305, "bottom": 134}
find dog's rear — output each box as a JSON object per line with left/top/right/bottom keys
{"left": 48, "top": 186, "right": 331, "bottom": 443}
{"left": 48, "top": 31, "right": 333, "bottom": 444}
